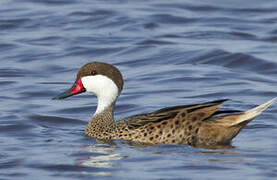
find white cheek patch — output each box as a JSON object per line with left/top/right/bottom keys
{"left": 81, "top": 75, "right": 119, "bottom": 115}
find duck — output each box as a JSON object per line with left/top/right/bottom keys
{"left": 53, "top": 62, "right": 275, "bottom": 148}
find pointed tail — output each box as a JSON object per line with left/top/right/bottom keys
{"left": 207, "top": 98, "right": 276, "bottom": 127}
{"left": 229, "top": 97, "right": 276, "bottom": 126}
{"left": 196, "top": 98, "right": 276, "bottom": 147}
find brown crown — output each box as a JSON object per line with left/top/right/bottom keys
{"left": 77, "top": 62, "right": 124, "bottom": 92}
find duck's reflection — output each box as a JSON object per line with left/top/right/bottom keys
{"left": 75, "top": 142, "right": 124, "bottom": 176}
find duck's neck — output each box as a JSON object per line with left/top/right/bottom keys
{"left": 85, "top": 103, "right": 116, "bottom": 139}
{"left": 95, "top": 94, "right": 117, "bottom": 115}
{"left": 93, "top": 103, "right": 115, "bottom": 125}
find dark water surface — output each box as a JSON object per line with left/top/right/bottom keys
{"left": 1, "top": 0, "right": 277, "bottom": 179}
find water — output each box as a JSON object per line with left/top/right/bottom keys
{"left": 1, "top": 0, "right": 277, "bottom": 179}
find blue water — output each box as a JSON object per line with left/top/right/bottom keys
{"left": 1, "top": 0, "right": 277, "bottom": 179}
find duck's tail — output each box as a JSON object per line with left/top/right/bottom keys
{"left": 232, "top": 97, "right": 275, "bottom": 126}
{"left": 196, "top": 98, "right": 276, "bottom": 148}
{"left": 211, "top": 98, "right": 276, "bottom": 127}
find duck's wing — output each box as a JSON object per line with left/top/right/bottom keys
{"left": 118, "top": 99, "right": 229, "bottom": 130}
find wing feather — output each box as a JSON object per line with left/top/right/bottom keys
{"left": 117, "top": 99, "right": 228, "bottom": 129}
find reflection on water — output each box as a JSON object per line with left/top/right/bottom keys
{"left": 208, "top": 157, "right": 255, "bottom": 163}
{"left": 75, "top": 144, "right": 124, "bottom": 176}
{"left": 198, "top": 149, "right": 257, "bottom": 164}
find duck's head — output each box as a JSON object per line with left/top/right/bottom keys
{"left": 53, "top": 62, "right": 124, "bottom": 114}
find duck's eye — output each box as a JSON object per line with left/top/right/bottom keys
{"left": 91, "top": 70, "right": 97, "bottom": 76}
